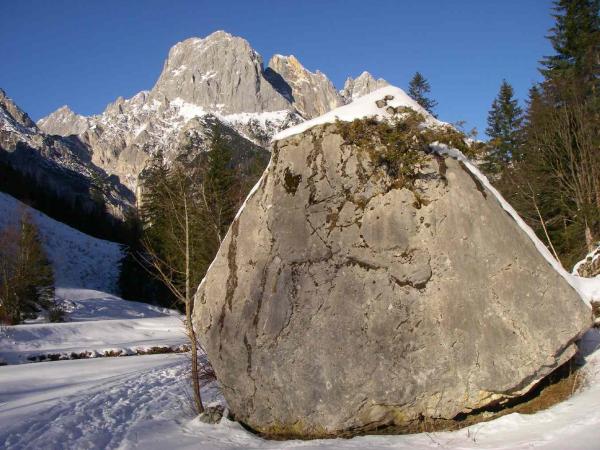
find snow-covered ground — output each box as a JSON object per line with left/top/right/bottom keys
{"left": 1, "top": 329, "right": 599, "bottom": 449}
{"left": 0, "top": 192, "right": 186, "bottom": 365}
{"left": 0, "top": 291, "right": 184, "bottom": 364}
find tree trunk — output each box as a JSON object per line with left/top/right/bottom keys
{"left": 585, "top": 220, "right": 595, "bottom": 253}
{"left": 184, "top": 196, "right": 204, "bottom": 414}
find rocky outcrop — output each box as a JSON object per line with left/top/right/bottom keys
{"left": 153, "top": 31, "right": 291, "bottom": 115}
{"left": 574, "top": 245, "right": 600, "bottom": 278}
{"left": 193, "top": 92, "right": 590, "bottom": 437}
{"left": 0, "top": 89, "right": 37, "bottom": 130}
{"left": 0, "top": 89, "right": 134, "bottom": 219}
{"left": 37, "top": 32, "right": 301, "bottom": 193}
{"left": 341, "top": 71, "right": 389, "bottom": 102}
{"left": 267, "top": 55, "right": 344, "bottom": 119}
{"left": 37, "top": 105, "right": 90, "bottom": 136}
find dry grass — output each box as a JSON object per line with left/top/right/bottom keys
{"left": 372, "top": 357, "right": 585, "bottom": 436}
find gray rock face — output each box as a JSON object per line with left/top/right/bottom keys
{"left": 0, "top": 89, "right": 134, "bottom": 219}
{"left": 267, "top": 55, "right": 344, "bottom": 119}
{"left": 36, "top": 32, "right": 390, "bottom": 198}
{"left": 0, "top": 89, "right": 37, "bottom": 130}
{"left": 37, "top": 32, "right": 302, "bottom": 193}
{"left": 38, "top": 89, "right": 277, "bottom": 193}
{"left": 37, "top": 105, "right": 90, "bottom": 136}
{"left": 153, "top": 31, "right": 291, "bottom": 114}
{"left": 341, "top": 71, "right": 389, "bottom": 102}
{"left": 574, "top": 246, "right": 600, "bottom": 278}
{"left": 194, "top": 116, "right": 590, "bottom": 436}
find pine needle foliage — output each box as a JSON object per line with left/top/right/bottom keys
{"left": 0, "top": 212, "right": 57, "bottom": 324}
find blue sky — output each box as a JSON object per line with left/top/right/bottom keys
{"left": 0, "top": 0, "right": 555, "bottom": 137}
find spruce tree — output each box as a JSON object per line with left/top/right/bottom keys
{"left": 202, "top": 125, "right": 239, "bottom": 244}
{"left": 0, "top": 212, "right": 55, "bottom": 324}
{"left": 483, "top": 80, "right": 523, "bottom": 174}
{"left": 485, "top": 1, "right": 600, "bottom": 265}
{"left": 408, "top": 72, "right": 438, "bottom": 116}
{"left": 540, "top": 0, "right": 600, "bottom": 85}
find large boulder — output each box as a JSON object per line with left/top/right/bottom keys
{"left": 193, "top": 104, "right": 590, "bottom": 437}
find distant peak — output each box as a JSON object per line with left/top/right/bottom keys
{"left": 268, "top": 54, "right": 316, "bottom": 78}
{"left": 356, "top": 71, "right": 374, "bottom": 80}
{"left": 341, "top": 71, "right": 389, "bottom": 102}
{"left": 204, "top": 30, "right": 233, "bottom": 40}
{"left": 56, "top": 105, "right": 75, "bottom": 114}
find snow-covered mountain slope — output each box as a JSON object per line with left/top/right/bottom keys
{"left": 0, "top": 90, "right": 135, "bottom": 218}
{"left": 0, "top": 192, "right": 122, "bottom": 292}
{"left": 1, "top": 329, "right": 599, "bottom": 449}
{"left": 36, "top": 32, "right": 302, "bottom": 193}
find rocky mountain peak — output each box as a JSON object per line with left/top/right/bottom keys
{"left": 151, "top": 31, "right": 291, "bottom": 115}
{"left": 267, "top": 54, "right": 344, "bottom": 119}
{"left": 341, "top": 71, "right": 389, "bottom": 102}
{"left": 37, "top": 105, "right": 89, "bottom": 136}
{"left": 0, "top": 88, "right": 37, "bottom": 131}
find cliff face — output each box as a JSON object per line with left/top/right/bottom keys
{"left": 341, "top": 71, "right": 389, "bottom": 102}
{"left": 152, "top": 32, "right": 292, "bottom": 115}
{"left": 36, "top": 32, "right": 392, "bottom": 198}
{"left": 267, "top": 54, "right": 344, "bottom": 119}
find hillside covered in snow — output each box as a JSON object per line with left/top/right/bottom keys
{"left": 0, "top": 192, "right": 185, "bottom": 365}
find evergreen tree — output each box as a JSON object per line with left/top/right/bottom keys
{"left": 408, "top": 72, "right": 438, "bottom": 116}
{"left": 0, "top": 212, "right": 56, "bottom": 324}
{"left": 483, "top": 80, "right": 523, "bottom": 173}
{"left": 133, "top": 129, "right": 241, "bottom": 415}
{"left": 202, "top": 126, "right": 239, "bottom": 244}
{"left": 493, "top": 0, "right": 600, "bottom": 264}
{"left": 540, "top": 0, "right": 600, "bottom": 85}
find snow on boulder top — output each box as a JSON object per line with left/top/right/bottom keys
{"left": 272, "top": 85, "right": 441, "bottom": 141}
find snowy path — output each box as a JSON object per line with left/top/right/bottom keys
{"left": 0, "top": 355, "right": 194, "bottom": 449}
{"left": 1, "top": 330, "right": 599, "bottom": 450}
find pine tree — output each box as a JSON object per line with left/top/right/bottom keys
{"left": 408, "top": 72, "right": 438, "bottom": 116}
{"left": 201, "top": 125, "right": 239, "bottom": 244}
{"left": 483, "top": 80, "right": 523, "bottom": 174}
{"left": 540, "top": 0, "right": 600, "bottom": 85}
{"left": 0, "top": 212, "right": 56, "bottom": 324}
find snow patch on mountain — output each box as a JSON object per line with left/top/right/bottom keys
{"left": 0, "top": 192, "right": 123, "bottom": 294}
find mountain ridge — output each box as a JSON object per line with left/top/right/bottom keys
{"left": 34, "top": 31, "right": 389, "bottom": 196}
